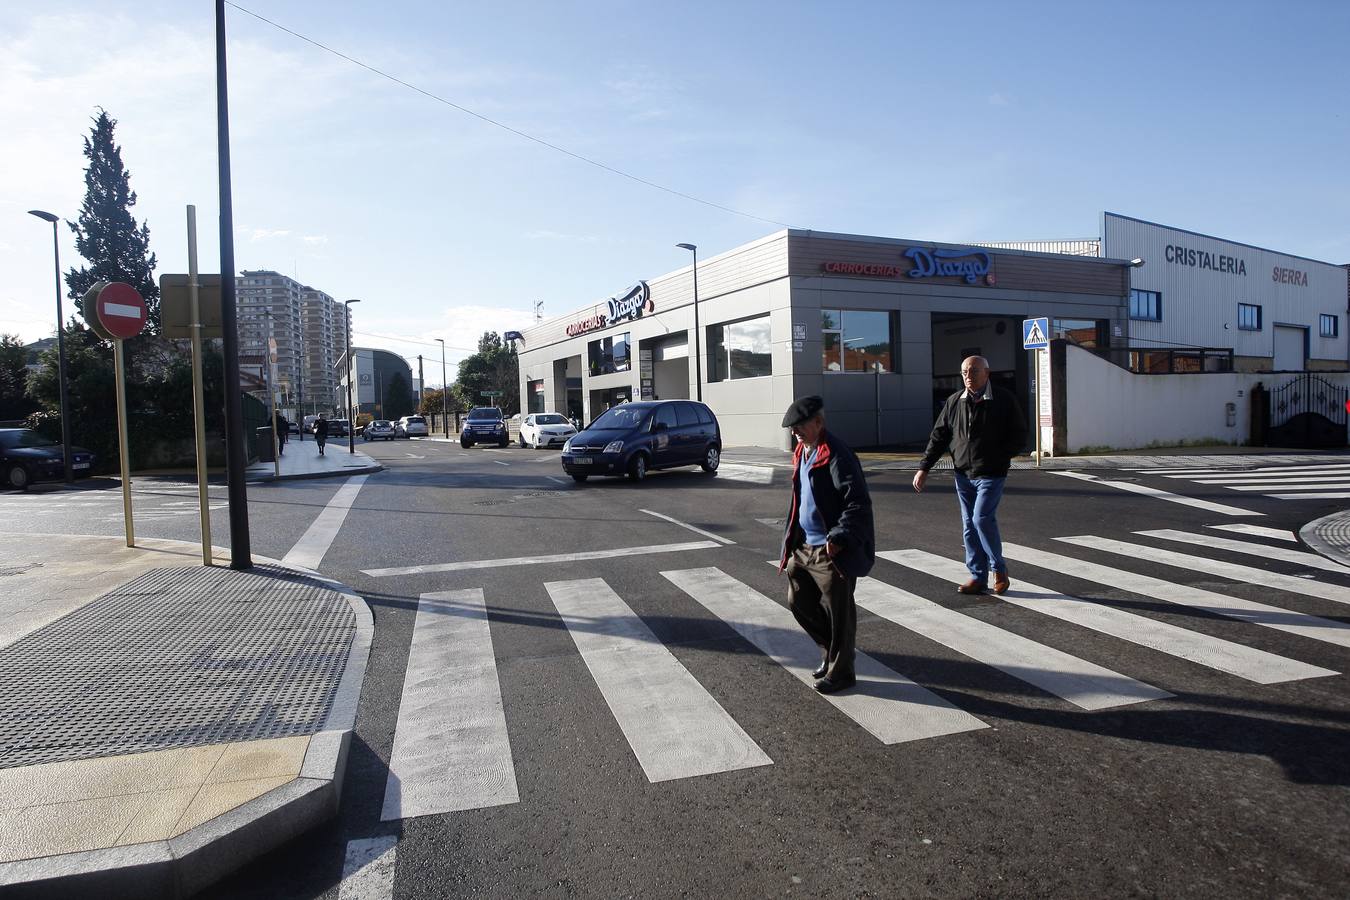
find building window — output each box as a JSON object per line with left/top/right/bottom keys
{"left": 1321, "top": 314, "right": 1339, "bottom": 338}
{"left": 1238, "top": 303, "right": 1262, "bottom": 331}
{"left": 821, "top": 309, "right": 894, "bottom": 373}
{"left": 1129, "top": 289, "right": 1162, "bottom": 322}
{"left": 709, "top": 314, "right": 772, "bottom": 382}
{"left": 587, "top": 332, "right": 630, "bottom": 375}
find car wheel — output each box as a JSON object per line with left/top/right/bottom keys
{"left": 519, "top": 436, "right": 528, "bottom": 449}
{"left": 701, "top": 445, "right": 720, "bottom": 473}
{"left": 6, "top": 464, "right": 30, "bottom": 491}
{"left": 571, "top": 473, "right": 588, "bottom": 483}
{"left": 461, "top": 440, "right": 472, "bottom": 448}
{"left": 499, "top": 439, "right": 509, "bottom": 448}
{"left": 627, "top": 453, "right": 648, "bottom": 482}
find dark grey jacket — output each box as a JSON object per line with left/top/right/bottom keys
{"left": 921, "top": 385, "right": 1027, "bottom": 478}
{"left": 779, "top": 430, "right": 875, "bottom": 579}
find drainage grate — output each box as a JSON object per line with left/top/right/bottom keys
{"left": 0, "top": 565, "right": 356, "bottom": 769}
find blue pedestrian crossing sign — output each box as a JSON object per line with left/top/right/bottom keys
{"left": 1023, "top": 317, "right": 1050, "bottom": 350}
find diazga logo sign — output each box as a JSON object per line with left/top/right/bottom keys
{"left": 821, "top": 247, "right": 996, "bottom": 285}
{"left": 565, "top": 282, "right": 654, "bottom": 337}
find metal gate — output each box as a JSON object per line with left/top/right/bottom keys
{"left": 1265, "top": 373, "right": 1348, "bottom": 448}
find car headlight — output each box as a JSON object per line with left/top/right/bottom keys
{"left": 603, "top": 440, "right": 624, "bottom": 454}
{"left": 562, "top": 438, "right": 572, "bottom": 452}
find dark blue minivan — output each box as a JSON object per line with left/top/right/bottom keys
{"left": 560, "top": 400, "right": 720, "bottom": 483}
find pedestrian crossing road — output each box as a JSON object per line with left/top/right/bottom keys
{"left": 368, "top": 525, "right": 1348, "bottom": 823}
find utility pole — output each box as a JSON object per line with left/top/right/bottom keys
{"left": 418, "top": 355, "right": 425, "bottom": 413}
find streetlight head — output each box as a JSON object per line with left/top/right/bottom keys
{"left": 435, "top": 337, "right": 445, "bottom": 344}
{"left": 1128, "top": 257, "right": 1145, "bottom": 268}
{"left": 345, "top": 298, "right": 361, "bottom": 305}
{"left": 676, "top": 243, "right": 696, "bottom": 252}
{"left": 27, "top": 210, "right": 59, "bottom": 224}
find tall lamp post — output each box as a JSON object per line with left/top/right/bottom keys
{"left": 344, "top": 299, "right": 360, "bottom": 453}
{"left": 676, "top": 243, "right": 702, "bottom": 401}
{"left": 26, "top": 210, "right": 74, "bottom": 484}
{"left": 436, "top": 338, "right": 449, "bottom": 438}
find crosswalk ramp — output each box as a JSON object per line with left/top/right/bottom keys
{"left": 376, "top": 528, "right": 1346, "bottom": 821}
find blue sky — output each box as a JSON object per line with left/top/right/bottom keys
{"left": 3, "top": 0, "right": 1347, "bottom": 376}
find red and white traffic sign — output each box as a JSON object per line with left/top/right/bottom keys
{"left": 96, "top": 282, "right": 148, "bottom": 340}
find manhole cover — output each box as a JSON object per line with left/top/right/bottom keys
{"left": 0, "top": 565, "right": 355, "bottom": 768}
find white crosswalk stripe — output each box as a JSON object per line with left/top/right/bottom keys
{"left": 1156, "top": 464, "right": 1350, "bottom": 501}
{"left": 1207, "top": 524, "right": 1297, "bottom": 542}
{"left": 662, "top": 566, "right": 988, "bottom": 744}
{"left": 713, "top": 463, "right": 775, "bottom": 485}
{"left": 1050, "top": 471, "right": 1262, "bottom": 517}
{"left": 1135, "top": 529, "right": 1350, "bottom": 576}
{"left": 545, "top": 577, "right": 771, "bottom": 782}
{"left": 854, "top": 575, "right": 1172, "bottom": 708}
{"left": 880, "top": 549, "right": 1335, "bottom": 685}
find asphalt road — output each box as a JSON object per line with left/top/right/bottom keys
{"left": 10, "top": 439, "right": 1350, "bottom": 898}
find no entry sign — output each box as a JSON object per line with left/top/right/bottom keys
{"left": 95, "top": 282, "right": 148, "bottom": 340}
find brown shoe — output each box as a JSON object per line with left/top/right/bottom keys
{"left": 957, "top": 578, "right": 987, "bottom": 595}
{"left": 993, "top": 571, "right": 1011, "bottom": 595}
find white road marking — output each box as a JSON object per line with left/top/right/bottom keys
{"left": 338, "top": 835, "right": 397, "bottom": 900}
{"left": 1134, "top": 529, "right": 1350, "bottom": 576}
{"left": 640, "top": 509, "right": 735, "bottom": 545}
{"left": 1001, "top": 542, "right": 1350, "bottom": 649}
{"left": 1050, "top": 471, "right": 1262, "bottom": 517}
{"left": 282, "top": 475, "right": 369, "bottom": 571}
{"left": 545, "top": 475, "right": 569, "bottom": 485}
{"left": 492, "top": 460, "right": 511, "bottom": 467}
{"left": 363, "top": 540, "right": 720, "bottom": 577}
{"left": 714, "top": 463, "right": 775, "bottom": 485}
{"left": 1267, "top": 491, "right": 1350, "bottom": 500}
{"left": 881, "top": 549, "right": 1334, "bottom": 685}
{"left": 1183, "top": 473, "right": 1350, "bottom": 484}
{"left": 662, "top": 567, "right": 987, "bottom": 744}
{"left": 855, "top": 574, "right": 1170, "bottom": 708}
{"left": 1184, "top": 463, "right": 1350, "bottom": 475}
{"left": 1226, "top": 482, "right": 1350, "bottom": 491}
{"left": 405, "top": 453, "right": 426, "bottom": 459}
{"left": 1208, "top": 524, "right": 1297, "bottom": 542}
{"left": 1060, "top": 535, "right": 1350, "bottom": 606}
{"left": 381, "top": 589, "right": 518, "bottom": 820}
{"left": 545, "top": 578, "right": 771, "bottom": 782}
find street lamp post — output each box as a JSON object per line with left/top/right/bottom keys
{"left": 676, "top": 243, "right": 702, "bottom": 401}
{"left": 437, "top": 337, "right": 448, "bottom": 438}
{"left": 26, "top": 210, "right": 74, "bottom": 483}
{"left": 344, "top": 299, "right": 360, "bottom": 453}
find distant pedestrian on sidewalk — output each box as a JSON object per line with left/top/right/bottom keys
{"left": 274, "top": 410, "right": 288, "bottom": 455}
{"left": 913, "top": 355, "right": 1027, "bottom": 596}
{"left": 779, "top": 396, "right": 875, "bottom": 695}
{"left": 314, "top": 413, "right": 329, "bottom": 457}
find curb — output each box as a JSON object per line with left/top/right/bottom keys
{"left": 0, "top": 543, "right": 375, "bottom": 899}
{"left": 247, "top": 462, "right": 384, "bottom": 483}
{"left": 1299, "top": 510, "right": 1350, "bottom": 568}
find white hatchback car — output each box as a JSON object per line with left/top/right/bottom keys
{"left": 396, "top": 415, "right": 429, "bottom": 438}
{"left": 519, "top": 412, "right": 577, "bottom": 449}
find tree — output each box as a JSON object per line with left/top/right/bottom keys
{"left": 454, "top": 332, "right": 519, "bottom": 414}
{"left": 383, "top": 372, "right": 414, "bottom": 421}
{"left": 0, "top": 335, "right": 40, "bottom": 421}
{"left": 65, "top": 109, "right": 160, "bottom": 330}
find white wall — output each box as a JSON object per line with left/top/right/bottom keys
{"left": 1063, "top": 343, "right": 1350, "bottom": 451}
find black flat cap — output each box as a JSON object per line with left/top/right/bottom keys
{"left": 782, "top": 395, "right": 824, "bottom": 428}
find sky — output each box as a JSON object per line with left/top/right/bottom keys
{"left": 3, "top": 0, "right": 1347, "bottom": 381}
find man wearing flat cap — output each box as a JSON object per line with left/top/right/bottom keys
{"left": 778, "top": 396, "right": 875, "bottom": 694}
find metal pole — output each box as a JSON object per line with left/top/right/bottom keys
{"left": 438, "top": 338, "right": 448, "bottom": 438}
{"left": 49, "top": 220, "right": 74, "bottom": 483}
{"left": 1035, "top": 348, "right": 1043, "bottom": 468}
{"left": 187, "top": 206, "right": 212, "bottom": 565}
{"left": 297, "top": 353, "right": 304, "bottom": 441}
{"left": 691, "top": 248, "right": 702, "bottom": 401}
{"left": 345, "top": 299, "right": 359, "bottom": 454}
{"left": 113, "top": 338, "right": 134, "bottom": 547}
{"left": 265, "top": 310, "right": 280, "bottom": 476}
{"left": 216, "top": 0, "right": 251, "bottom": 569}
{"left": 418, "top": 354, "right": 424, "bottom": 414}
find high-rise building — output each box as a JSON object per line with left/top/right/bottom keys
{"left": 300, "top": 286, "right": 350, "bottom": 414}
{"left": 238, "top": 270, "right": 352, "bottom": 414}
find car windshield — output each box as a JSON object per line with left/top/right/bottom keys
{"left": 589, "top": 407, "right": 651, "bottom": 430}
{"left": 536, "top": 414, "right": 569, "bottom": 425}
{"left": 0, "top": 430, "right": 58, "bottom": 449}
{"left": 405, "top": 416, "right": 425, "bottom": 424}
{"left": 374, "top": 421, "right": 391, "bottom": 427}
{"left": 468, "top": 407, "right": 502, "bottom": 420}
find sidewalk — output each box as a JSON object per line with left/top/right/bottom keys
{"left": 0, "top": 534, "right": 373, "bottom": 899}
{"left": 246, "top": 438, "right": 381, "bottom": 482}
{"left": 1301, "top": 511, "right": 1350, "bottom": 569}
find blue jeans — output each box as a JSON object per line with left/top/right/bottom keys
{"left": 953, "top": 471, "right": 1006, "bottom": 582}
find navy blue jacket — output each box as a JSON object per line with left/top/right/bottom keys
{"left": 779, "top": 430, "right": 875, "bottom": 579}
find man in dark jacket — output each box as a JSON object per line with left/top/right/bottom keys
{"left": 314, "top": 414, "right": 329, "bottom": 457}
{"left": 914, "top": 355, "right": 1027, "bottom": 595}
{"left": 779, "top": 396, "right": 875, "bottom": 694}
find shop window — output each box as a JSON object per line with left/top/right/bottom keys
{"left": 527, "top": 379, "right": 545, "bottom": 413}
{"left": 821, "top": 309, "right": 894, "bottom": 373}
{"left": 588, "top": 332, "right": 631, "bottom": 375}
{"left": 1129, "top": 289, "right": 1162, "bottom": 322}
{"left": 1238, "top": 303, "right": 1262, "bottom": 331}
{"left": 709, "top": 314, "right": 772, "bottom": 382}
{"left": 1321, "top": 314, "right": 1339, "bottom": 338}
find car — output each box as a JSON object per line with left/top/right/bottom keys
{"left": 0, "top": 428, "right": 97, "bottom": 490}
{"left": 461, "top": 407, "right": 509, "bottom": 448}
{"left": 396, "top": 415, "right": 429, "bottom": 438}
{"left": 560, "top": 400, "right": 720, "bottom": 483}
{"left": 328, "top": 418, "right": 350, "bottom": 437}
{"left": 364, "top": 419, "right": 397, "bottom": 441}
{"left": 519, "top": 412, "right": 576, "bottom": 449}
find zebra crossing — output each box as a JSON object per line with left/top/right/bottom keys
{"left": 1154, "top": 463, "right": 1350, "bottom": 501}
{"left": 373, "top": 525, "right": 1348, "bottom": 823}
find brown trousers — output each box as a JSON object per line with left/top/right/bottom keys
{"left": 786, "top": 544, "right": 857, "bottom": 681}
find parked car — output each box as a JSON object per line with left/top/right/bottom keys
{"left": 328, "top": 418, "right": 350, "bottom": 437}
{"left": 0, "top": 428, "right": 96, "bottom": 490}
{"left": 364, "top": 419, "right": 397, "bottom": 441}
{"left": 461, "top": 407, "right": 509, "bottom": 448}
{"left": 560, "top": 400, "right": 720, "bottom": 483}
{"left": 519, "top": 412, "right": 577, "bottom": 449}
{"left": 396, "top": 415, "right": 429, "bottom": 438}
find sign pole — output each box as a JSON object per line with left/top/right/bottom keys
{"left": 187, "top": 206, "right": 213, "bottom": 565}
{"left": 113, "top": 337, "right": 134, "bottom": 546}
{"left": 1035, "top": 349, "right": 1043, "bottom": 468}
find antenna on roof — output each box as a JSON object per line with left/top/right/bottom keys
{"left": 534, "top": 300, "right": 544, "bottom": 322}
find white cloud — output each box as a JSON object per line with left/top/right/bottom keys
{"left": 301, "top": 235, "right": 328, "bottom": 246}
{"left": 249, "top": 229, "right": 292, "bottom": 242}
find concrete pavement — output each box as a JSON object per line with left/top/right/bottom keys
{"left": 246, "top": 438, "right": 381, "bottom": 482}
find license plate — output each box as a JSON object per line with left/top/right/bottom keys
{"left": 571, "top": 457, "right": 592, "bottom": 465}
{"left": 73, "top": 463, "right": 90, "bottom": 469}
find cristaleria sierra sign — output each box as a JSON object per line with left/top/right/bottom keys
{"left": 565, "top": 281, "right": 654, "bottom": 337}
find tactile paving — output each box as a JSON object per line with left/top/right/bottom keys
{"left": 0, "top": 565, "right": 355, "bottom": 769}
